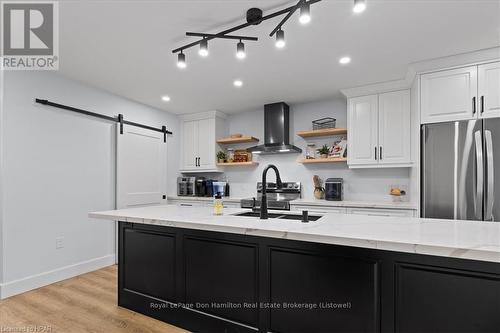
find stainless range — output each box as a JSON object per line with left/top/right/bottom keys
{"left": 240, "top": 182, "right": 301, "bottom": 211}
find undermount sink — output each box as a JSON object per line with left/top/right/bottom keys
{"left": 233, "top": 211, "right": 322, "bottom": 221}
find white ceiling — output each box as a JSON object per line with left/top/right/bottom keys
{"left": 58, "top": 0, "right": 500, "bottom": 114}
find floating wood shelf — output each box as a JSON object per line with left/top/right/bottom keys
{"left": 297, "top": 128, "right": 347, "bottom": 138}
{"left": 216, "top": 136, "right": 259, "bottom": 144}
{"left": 299, "top": 157, "right": 347, "bottom": 164}
{"left": 216, "top": 161, "right": 259, "bottom": 166}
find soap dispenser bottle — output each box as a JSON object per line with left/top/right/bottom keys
{"left": 213, "top": 192, "right": 223, "bottom": 216}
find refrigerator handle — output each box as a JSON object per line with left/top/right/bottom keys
{"left": 474, "top": 131, "right": 484, "bottom": 220}
{"left": 421, "top": 126, "right": 426, "bottom": 218}
{"left": 485, "top": 130, "right": 494, "bottom": 221}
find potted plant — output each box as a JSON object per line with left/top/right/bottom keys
{"left": 317, "top": 144, "right": 330, "bottom": 159}
{"left": 217, "top": 151, "right": 227, "bottom": 163}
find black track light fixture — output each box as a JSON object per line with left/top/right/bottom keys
{"left": 353, "top": 0, "right": 366, "bottom": 13}
{"left": 177, "top": 51, "right": 186, "bottom": 68}
{"left": 199, "top": 39, "right": 209, "bottom": 57}
{"left": 236, "top": 40, "right": 246, "bottom": 59}
{"left": 299, "top": 2, "right": 311, "bottom": 24}
{"left": 172, "top": 1, "right": 325, "bottom": 65}
{"left": 275, "top": 29, "right": 285, "bottom": 49}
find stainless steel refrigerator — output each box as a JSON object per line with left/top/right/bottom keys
{"left": 422, "top": 118, "right": 500, "bottom": 221}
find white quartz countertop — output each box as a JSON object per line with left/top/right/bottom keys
{"left": 167, "top": 196, "right": 418, "bottom": 210}
{"left": 89, "top": 205, "right": 500, "bottom": 263}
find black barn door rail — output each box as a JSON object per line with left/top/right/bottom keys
{"left": 35, "top": 98, "right": 172, "bottom": 142}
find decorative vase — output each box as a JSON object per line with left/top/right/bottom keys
{"left": 218, "top": 158, "right": 225, "bottom": 163}
{"left": 320, "top": 154, "right": 328, "bottom": 159}
{"left": 314, "top": 187, "right": 325, "bottom": 199}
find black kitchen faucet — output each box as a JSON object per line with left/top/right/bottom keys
{"left": 260, "top": 164, "right": 282, "bottom": 219}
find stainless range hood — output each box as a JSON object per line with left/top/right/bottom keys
{"left": 247, "top": 102, "right": 302, "bottom": 154}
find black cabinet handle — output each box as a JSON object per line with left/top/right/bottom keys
{"left": 375, "top": 147, "right": 378, "bottom": 160}
{"left": 481, "top": 96, "right": 485, "bottom": 114}
{"left": 380, "top": 146, "right": 383, "bottom": 160}
{"left": 197, "top": 157, "right": 200, "bottom": 166}
{"left": 472, "top": 97, "right": 476, "bottom": 114}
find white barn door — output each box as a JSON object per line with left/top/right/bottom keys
{"left": 115, "top": 124, "right": 168, "bottom": 261}
{"left": 117, "top": 125, "right": 167, "bottom": 208}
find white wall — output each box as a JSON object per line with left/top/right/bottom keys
{"left": 221, "top": 98, "right": 410, "bottom": 202}
{"left": 0, "top": 71, "right": 179, "bottom": 298}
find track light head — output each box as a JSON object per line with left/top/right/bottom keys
{"left": 275, "top": 29, "right": 285, "bottom": 49}
{"left": 299, "top": 2, "right": 311, "bottom": 24}
{"left": 353, "top": 0, "right": 366, "bottom": 13}
{"left": 236, "top": 41, "right": 246, "bottom": 59}
{"left": 177, "top": 52, "right": 186, "bottom": 68}
{"left": 199, "top": 39, "right": 209, "bottom": 57}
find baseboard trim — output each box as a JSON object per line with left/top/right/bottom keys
{"left": 0, "top": 254, "right": 116, "bottom": 299}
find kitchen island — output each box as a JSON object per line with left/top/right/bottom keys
{"left": 90, "top": 205, "right": 500, "bottom": 333}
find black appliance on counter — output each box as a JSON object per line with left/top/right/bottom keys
{"left": 325, "top": 178, "right": 343, "bottom": 201}
{"left": 177, "top": 177, "right": 196, "bottom": 196}
{"left": 195, "top": 178, "right": 208, "bottom": 197}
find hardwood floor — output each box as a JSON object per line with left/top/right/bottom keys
{"left": 0, "top": 265, "right": 188, "bottom": 333}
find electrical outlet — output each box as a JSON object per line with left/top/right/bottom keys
{"left": 56, "top": 237, "right": 64, "bottom": 249}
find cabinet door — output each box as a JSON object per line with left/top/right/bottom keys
{"left": 292, "top": 205, "right": 347, "bottom": 214}
{"left": 378, "top": 90, "right": 411, "bottom": 164}
{"left": 478, "top": 62, "right": 500, "bottom": 119}
{"left": 348, "top": 95, "right": 379, "bottom": 165}
{"left": 122, "top": 227, "right": 176, "bottom": 301}
{"left": 395, "top": 263, "right": 500, "bottom": 333}
{"left": 346, "top": 207, "right": 414, "bottom": 217}
{"left": 197, "top": 118, "right": 215, "bottom": 169}
{"left": 421, "top": 66, "right": 477, "bottom": 124}
{"left": 182, "top": 120, "right": 198, "bottom": 170}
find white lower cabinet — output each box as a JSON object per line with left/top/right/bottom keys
{"left": 222, "top": 202, "right": 240, "bottom": 208}
{"left": 292, "top": 205, "right": 347, "bottom": 215}
{"left": 346, "top": 207, "right": 415, "bottom": 217}
{"left": 171, "top": 200, "right": 207, "bottom": 207}
{"left": 171, "top": 199, "right": 416, "bottom": 218}
{"left": 169, "top": 199, "right": 239, "bottom": 209}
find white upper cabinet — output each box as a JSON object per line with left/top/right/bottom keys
{"left": 420, "top": 66, "right": 478, "bottom": 124}
{"left": 348, "top": 90, "right": 412, "bottom": 168}
{"left": 348, "top": 95, "right": 379, "bottom": 165}
{"left": 182, "top": 120, "right": 198, "bottom": 170}
{"left": 378, "top": 90, "right": 411, "bottom": 164}
{"left": 180, "top": 111, "right": 227, "bottom": 173}
{"left": 478, "top": 62, "right": 500, "bottom": 119}
{"left": 197, "top": 117, "right": 215, "bottom": 169}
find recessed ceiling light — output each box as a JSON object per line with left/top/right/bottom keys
{"left": 161, "top": 95, "right": 171, "bottom": 102}
{"left": 353, "top": 0, "right": 366, "bottom": 14}
{"left": 233, "top": 80, "right": 243, "bottom": 87}
{"left": 339, "top": 57, "right": 351, "bottom": 65}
